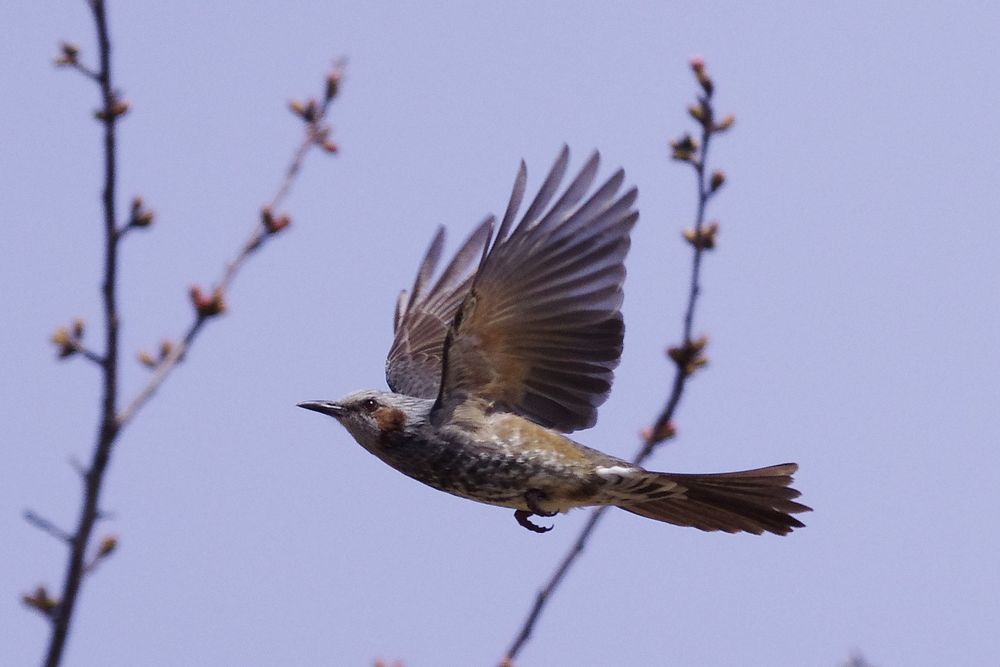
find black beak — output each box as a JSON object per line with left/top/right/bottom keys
{"left": 297, "top": 401, "right": 346, "bottom": 418}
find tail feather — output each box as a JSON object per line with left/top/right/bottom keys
{"left": 617, "top": 463, "right": 810, "bottom": 536}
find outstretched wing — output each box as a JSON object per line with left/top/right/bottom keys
{"left": 385, "top": 220, "right": 493, "bottom": 398}
{"left": 436, "top": 146, "right": 638, "bottom": 432}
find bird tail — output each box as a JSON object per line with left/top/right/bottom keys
{"left": 617, "top": 463, "right": 810, "bottom": 536}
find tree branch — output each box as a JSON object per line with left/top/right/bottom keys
{"left": 33, "top": 4, "right": 344, "bottom": 664}
{"left": 500, "top": 58, "right": 732, "bottom": 666}
{"left": 43, "top": 2, "right": 119, "bottom": 664}
{"left": 116, "top": 59, "right": 343, "bottom": 429}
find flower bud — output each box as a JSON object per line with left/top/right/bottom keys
{"left": 714, "top": 113, "right": 735, "bottom": 133}
{"left": 95, "top": 99, "right": 130, "bottom": 121}
{"left": 54, "top": 42, "right": 80, "bottom": 66}
{"left": 50, "top": 326, "right": 76, "bottom": 358}
{"left": 325, "top": 70, "right": 341, "bottom": 101}
{"left": 262, "top": 206, "right": 292, "bottom": 234}
{"left": 690, "top": 56, "right": 713, "bottom": 95}
{"left": 670, "top": 134, "right": 698, "bottom": 162}
{"left": 96, "top": 534, "right": 118, "bottom": 558}
{"left": 289, "top": 98, "right": 318, "bottom": 123}
{"left": 709, "top": 170, "right": 726, "bottom": 192}
{"left": 22, "top": 586, "right": 58, "bottom": 617}
{"left": 682, "top": 222, "right": 719, "bottom": 250}
{"left": 190, "top": 285, "right": 225, "bottom": 318}
{"left": 129, "top": 196, "right": 154, "bottom": 228}
{"left": 641, "top": 420, "right": 678, "bottom": 444}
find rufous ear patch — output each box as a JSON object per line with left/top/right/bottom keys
{"left": 373, "top": 406, "right": 406, "bottom": 434}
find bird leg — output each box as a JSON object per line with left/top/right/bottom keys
{"left": 524, "top": 489, "right": 557, "bottom": 517}
{"left": 513, "top": 489, "right": 556, "bottom": 534}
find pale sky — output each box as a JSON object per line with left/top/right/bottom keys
{"left": 3, "top": 2, "right": 999, "bottom": 666}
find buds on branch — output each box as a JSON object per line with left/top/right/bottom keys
{"left": 683, "top": 221, "right": 720, "bottom": 250}
{"left": 53, "top": 42, "right": 80, "bottom": 67}
{"left": 138, "top": 339, "right": 175, "bottom": 369}
{"left": 128, "top": 197, "right": 154, "bottom": 229}
{"left": 261, "top": 206, "right": 291, "bottom": 235}
{"left": 95, "top": 98, "right": 130, "bottom": 122}
{"left": 50, "top": 319, "right": 86, "bottom": 359}
{"left": 667, "top": 335, "right": 709, "bottom": 377}
{"left": 189, "top": 285, "right": 225, "bottom": 319}
{"left": 22, "top": 586, "right": 59, "bottom": 618}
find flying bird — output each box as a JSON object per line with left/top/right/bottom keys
{"left": 299, "top": 147, "right": 809, "bottom": 535}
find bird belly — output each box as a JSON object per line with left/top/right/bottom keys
{"left": 379, "top": 429, "right": 603, "bottom": 513}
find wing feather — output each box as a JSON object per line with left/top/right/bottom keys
{"left": 435, "top": 147, "right": 638, "bottom": 431}
{"left": 385, "top": 219, "right": 492, "bottom": 397}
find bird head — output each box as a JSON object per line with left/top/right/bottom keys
{"left": 298, "top": 389, "right": 430, "bottom": 453}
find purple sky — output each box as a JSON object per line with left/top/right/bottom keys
{"left": 4, "top": 2, "right": 999, "bottom": 665}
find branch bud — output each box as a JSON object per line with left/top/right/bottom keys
{"left": 95, "top": 99, "right": 130, "bottom": 121}
{"left": 289, "top": 98, "right": 318, "bottom": 123}
{"left": 690, "top": 56, "right": 713, "bottom": 96}
{"left": 325, "top": 70, "right": 342, "bottom": 101}
{"left": 709, "top": 170, "right": 726, "bottom": 193}
{"left": 51, "top": 326, "right": 76, "bottom": 358}
{"left": 670, "top": 133, "right": 698, "bottom": 162}
{"left": 22, "top": 586, "right": 59, "bottom": 617}
{"left": 137, "top": 350, "right": 157, "bottom": 368}
{"left": 189, "top": 285, "right": 226, "bottom": 318}
{"left": 261, "top": 206, "right": 292, "bottom": 235}
{"left": 666, "top": 335, "right": 710, "bottom": 376}
{"left": 713, "top": 113, "right": 735, "bottom": 133}
{"left": 95, "top": 534, "right": 118, "bottom": 559}
{"left": 682, "top": 222, "right": 719, "bottom": 250}
{"left": 54, "top": 42, "right": 80, "bottom": 66}
{"left": 641, "top": 420, "right": 678, "bottom": 445}
{"left": 128, "top": 196, "right": 154, "bottom": 229}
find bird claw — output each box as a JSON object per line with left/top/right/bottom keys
{"left": 514, "top": 490, "right": 557, "bottom": 533}
{"left": 515, "top": 510, "right": 552, "bottom": 534}
{"left": 524, "top": 489, "right": 557, "bottom": 517}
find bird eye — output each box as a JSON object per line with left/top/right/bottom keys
{"left": 361, "top": 398, "right": 379, "bottom": 413}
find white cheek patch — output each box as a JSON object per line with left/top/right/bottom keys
{"left": 595, "top": 465, "right": 635, "bottom": 482}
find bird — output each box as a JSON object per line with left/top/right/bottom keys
{"left": 299, "top": 146, "right": 810, "bottom": 535}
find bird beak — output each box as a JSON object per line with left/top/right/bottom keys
{"left": 297, "top": 401, "right": 346, "bottom": 419}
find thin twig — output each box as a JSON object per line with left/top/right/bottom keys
{"left": 70, "top": 341, "right": 105, "bottom": 365}
{"left": 501, "top": 61, "right": 727, "bottom": 666}
{"left": 69, "top": 61, "right": 100, "bottom": 81}
{"left": 24, "top": 511, "right": 73, "bottom": 544}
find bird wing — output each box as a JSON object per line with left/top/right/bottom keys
{"left": 435, "top": 146, "right": 638, "bottom": 432}
{"left": 385, "top": 219, "right": 493, "bottom": 398}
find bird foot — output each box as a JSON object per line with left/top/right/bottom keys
{"left": 524, "top": 489, "right": 557, "bottom": 517}
{"left": 514, "top": 510, "right": 552, "bottom": 534}
{"left": 514, "top": 489, "right": 557, "bottom": 533}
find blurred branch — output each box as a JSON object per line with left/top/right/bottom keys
{"left": 28, "top": 3, "right": 344, "bottom": 665}
{"left": 24, "top": 511, "right": 72, "bottom": 544}
{"left": 39, "top": 3, "right": 123, "bottom": 663}
{"left": 844, "top": 653, "right": 876, "bottom": 667}
{"left": 117, "top": 58, "right": 345, "bottom": 429}
{"left": 500, "top": 58, "right": 733, "bottom": 666}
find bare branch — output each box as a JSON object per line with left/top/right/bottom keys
{"left": 24, "top": 511, "right": 73, "bottom": 544}
{"left": 116, "top": 59, "right": 344, "bottom": 430}
{"left": 501, "top": 58, "right": 732, "bottom": 665}
{"left": 44, "top": 2, "right": 120, "bottom": 661}
{"left": 37, "top": 4, "right": 344, "bottom": 665}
